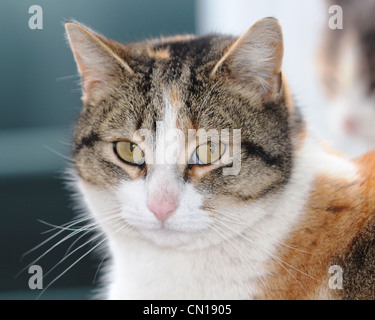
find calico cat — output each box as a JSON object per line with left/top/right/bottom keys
{"left": 317, "top": 0, "right": 375, "bottom": 155}
{"left": 65, "top": 18, "right": 375, "bottom": 300}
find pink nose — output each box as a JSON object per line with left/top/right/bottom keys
{"left": 343, "top": 116, "right": 358, "bottom": 134}
{"left": 148, "top": 198, "right": 178, "bottom": 222}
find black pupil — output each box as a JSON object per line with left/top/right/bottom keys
{"left": 130, "top": 143, "right": 135, "bottom": 153}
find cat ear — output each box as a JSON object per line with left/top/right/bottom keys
{"left": 65, "top": 21, "right": 134, "bottom": 103}
{"left": 211, "top": 18, "right": 284, "bottom": 100}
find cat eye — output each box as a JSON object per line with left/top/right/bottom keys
{"left": 114, "top": 141, "right": 145, "bottom": 165}
{"left": 194, "top": 142, "right": 225, "bottom": 165}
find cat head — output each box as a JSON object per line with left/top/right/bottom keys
{"left": 317, "top": 0, "right": 375, "bottom": 146}
{"left": 65, "top": 18, "right": 302, "bottom": 248}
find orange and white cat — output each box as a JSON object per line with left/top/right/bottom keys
{"left": 65, "top": 17, "right": 375, "bottom": 299}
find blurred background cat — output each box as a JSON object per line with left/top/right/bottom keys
{"left": 316, "top": 0, "right": 375, "bottom": 156}
{"left": 200, "top": 0, "right": 375, "bottom": 157}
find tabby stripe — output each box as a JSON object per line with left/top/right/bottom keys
{"left": 74, "top": 131, "right": 100, "bottom": 154}
{"left": 242, "top": 141, "right": 283, "bottom": 167}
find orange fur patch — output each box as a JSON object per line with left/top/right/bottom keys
{"left": 188, "top": 164, "right": 220, "bottom": 181}
{"left": 355, "top": 151, "right": 375, "bottom": 209}
{"left": 124, "top": 165, "right": 146, "bottom": 180}
{"left": 160, "top": 34, "right": 195, "bottom": 43}
{"left": 169, "top": 87, "right": 182, "bottom": 111}
{"left": 320, "top": 141, "right": 346, "bottom": 158}
{"left": 146, "top": 45, "right": 170, "bottom": 59}
{"left": 259, "top": 153, "right": 375, "bottom": 299}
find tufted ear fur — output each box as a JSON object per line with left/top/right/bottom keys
{"left": 65, "top": 21, "right": 134, "bottom": 104}
{"left": 211, "top": 18, "right": 284, "bottom": 100}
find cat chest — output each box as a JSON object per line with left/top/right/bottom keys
{"left": 109, "top": 240, "right": 265, "bottom": 299}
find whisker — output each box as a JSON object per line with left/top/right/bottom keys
{"left": 56, "top": 74, "right": 80, "bottom": 81}
{"left": 213, "top": 219, "right": 314, "bottom": 294}
{"left": 43, "top": 217, "right": 125, "bottom": 279}
{"left": 17, "top": 227, "right": 85, "bottom": 278}
{"left": 40, "top": 209, "right": 121, "bottom": 235}
{"left": 40, "top": 216, "right": 93, "bottom": 235}
{"left": 36, "top": 223, "right": 127, "bottom": 300}
{"left": 37, "top": 237, "right": 108, "bottom": 300}
{"left": 208, "top": 208, "right": 313, "bottom": 255}
{"left": 43, "top": 230, "right": 108, "bottom": 278}
{"left": 63, "top": 229, "right": 96, "bottom": 258}
{"left": 43, "top": 145, "right": 74, "bottom": 163}
{"left": 209, "top": 223, "right": 270, "bottom": 291}
{"left": 92, "top": 253, "right": 110, "bottom": 285}
{"left": 21, "top": 218, "right": 91, "bottom": 261}
{"left": 32, "top": 213, "right": 120, "bottom": 262}
{"left": 38, "top": 219, "right": 94, "bottom": 233}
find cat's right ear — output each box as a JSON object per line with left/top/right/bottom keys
{"left": 65, "top": 21, "right": 134, "bottom": 104}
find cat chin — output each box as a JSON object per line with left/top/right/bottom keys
{"left": 138, "top": 229, "right": 197, "bottom": 248}
{"left": 123, "top": 223, "right": 208, "bottom": 249}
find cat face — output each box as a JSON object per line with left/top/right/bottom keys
{"left": 66, "top": 19, "right": 302, "bottom": 248}
{"left": 317, "top": 28, "right": 375, "bottom": 146}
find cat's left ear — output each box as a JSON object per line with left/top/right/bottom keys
{"left": 211, "top": 18, "right": 284, "bottom": 100}
{"left": 65, "top": 21, "right": 134, "bottom": 104}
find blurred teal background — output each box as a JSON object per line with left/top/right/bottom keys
{"left": 0, "top": 0, "right": 196, "bottom": 300}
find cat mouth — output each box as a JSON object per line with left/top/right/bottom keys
{"left": 145, "top": 223, "right": 193, "bottom": 235}
{"left": 137, "top": 223, "right": 199, "bottom": 246}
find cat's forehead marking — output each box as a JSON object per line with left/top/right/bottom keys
{"left": 146, "top": 45, "right": 170, "bottom": 60}
{"left": 159, "top": 34, "right": 196, "bottom": 43}
{"left": 154, "top": 90, "right": 180, "bottom": 165}
{"left": 162, "top": 91, "right": 178, "bottom": 129}
{"left": 168, "top": 87, "right": 182, "bottom": 112}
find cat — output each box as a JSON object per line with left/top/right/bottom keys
{"left": 65, "top": 17, "right": 375, "bottom": 300}
{"left": 316, "top": 0, "right": 375, "bottom": 156}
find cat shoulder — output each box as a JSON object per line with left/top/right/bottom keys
{"left": 334, "top": 152, "right": 375, "bottom": 300}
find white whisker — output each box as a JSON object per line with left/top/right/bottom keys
{"left": 36, "top": 223, "right": 128, "bottom": 300}
{"left": 56, "top": 74, "right": 80, "bottom": 81}
{"left": 208, "top": 208, "right": 313, "bottom": 255}
{"left": 213, "top": 218, "right": 314, "bottom": 294}
{"left": 43, "top": 230, "right": 107, "bottom": 278}
{"left": 21, "top": 218, "right": 90, "bottom": 261}
{"left": 43, "top": 145, "right": 74, "bottom": 163}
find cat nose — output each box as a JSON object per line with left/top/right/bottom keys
{"left": 148, "top": 198, "right": 178, "bottom": 222}
{"left": 343, "top": 116, "right": 358, "bottom": 134}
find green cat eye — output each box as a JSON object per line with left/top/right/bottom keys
{"left": 114, "top": 141, "right": 145, "bottom": 165}
{"left": 195, "top": 142, "right": 225, "bottom": 165}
